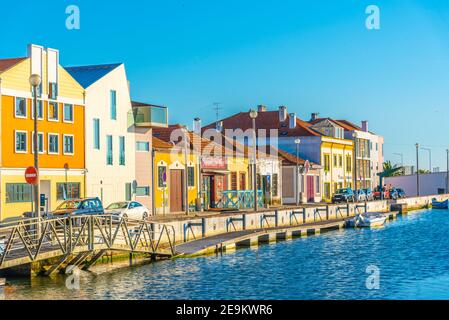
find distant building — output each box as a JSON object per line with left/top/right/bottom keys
{"left": 308, "top": 115, "right": 384, "bottom": 190}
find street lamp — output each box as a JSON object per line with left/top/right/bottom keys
{"left": 29, "top": 74, "right": 41, "bottom": 223}
{"left": 353, "top": 132, "right": 358, "bottom": 194}
{"left": 249, "top": 109, "right": 258, "bottom": 212}
{"left": 446, "top": 149, "right": 449, "bottom": 194}
{"left": 416, "top": 143, "right": 420, "bottom": 196}
{"left": 420, "top": 147, "right": 432, "bottom": 173}
{"left": 295, "top": 138, "right": 301, "bottom": 206}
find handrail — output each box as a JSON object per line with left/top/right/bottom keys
{"left": 0, "top": 214, "right": 176, "bottom": 270}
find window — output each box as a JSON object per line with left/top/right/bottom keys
{"left": 119, "top": 136, "right": 125, "bottom": 166}
{"left": 57, "top": 182, "right": 81, "bottom": 200}
{"left": 136, "top": 186, "right": 150, "bottom": 196}
{"left": 32, "top": 100, "right": 44, "bottom": 119}
{"left": 49, "top": 134, "right": 59, "bottom": 154}
{"left": 125, "top": 183, "right": 132, "bottom": 201}
{"left": 333, "top": 155, "right": 337, "bottom": 167}
{"left": 187, "top": 167, "right": 195, "bottom": 187}
{"left": 15, "top": 97, "right": 27, "bottom": 118}
{"left": 63, "top": 104, "right": 73, "bottom": 122}
{"left": 49, "top": 82, "right": 58, "bottom": 100}
{"left": 324, "top": 154, "right": 330, "bottom": 172}
{"left": 64, "top": 135, "right": 74, "bottom": 155}
{"left": 339, "top": 155, "right": 343, "bottom": 168}
{"left": 106, "top": 135, "right": 113, "bottom": 165}
{"left": 6, "top": 183, "right": 32, "bottom": 203}
{"left": 136, "top": 141, "right": 150, "bottom": 152}
{"left": 31, "top": 132, "right": 44, "bottom": 154}
{"left": 93, "top": 119, "right": 100, "bottom": 149}
{"left": 272, "top": 173, "right": 278, "bottom": 197}
{"left": 315, "top": 176, "right": 320, "bottom": 193}
{"left": 110, "top": 90, "right": 117, "bottom": 120}
{"left": 158, "top": 166, "right": 167, "bottom": 188}
{"left": 346, "top": 155, "right": 352, "bottom": 172}
{"left": 48, "top": 102, "right": 59, "bottom": 121}
{"left": 15, "top": 131, "right": 27, "bottom": 153}
{"left": 230, "top": 172, "right": 237, "bottom": 190}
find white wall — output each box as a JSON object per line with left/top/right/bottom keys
{"left": 84, "top": 64, "right": 136, "bottom": 206}
{"left": 385, "top": 172, "right": 448, "bottom": 197}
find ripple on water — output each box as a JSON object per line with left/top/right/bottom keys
{"left": 5, "top": 209, "right": 449, "bottom": 300}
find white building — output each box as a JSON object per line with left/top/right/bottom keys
{"left": 309, "top": 115, "right": 384, "bottom": 190}
{"left": 66, "top": 63, "right": 137, "bottom": 206}
{"left": 385, "top": 172, "right": 448, "bottom": 197}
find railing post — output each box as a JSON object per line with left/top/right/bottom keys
{"left": 242, "top": 213, "right": 246, "bottom": 230}
{"left": 274, "top": 210, "right": 278, "bottom": 227}
{"left": 347, "top": 203, "right": 350, "bottom": 217}
{"left": 303, "top": 208, "right": 306, "bottom": 223}
{"left": 201, "top": 218, "right": 206, "bottom": 238}
{"left": 326, "top": 205, "right": 329, "bottom": 220}
{"left": 68, "top": 217, "right": 73, "bottom": 254}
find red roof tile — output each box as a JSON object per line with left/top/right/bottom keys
{"left": 202, "top": 111, "right": 321, "bottom": 137}
{"left": 0, "top": 57, "right": 26, "bottom": 73}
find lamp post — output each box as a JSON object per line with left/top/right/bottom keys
{"left": 249, "top": 109, "right": 258, "bottom": 212}
{"left": 446, "top": 149, "right": 449, "bottom": 194}
{"left": 295, "top": 138, "right": 301, "bottom": 206}
{"left": 353, "top": 132, "right": 358, "bottom": 194}
{"left": 420, "top": 147, "right": 432, "bottom": 173}
{"left": 29, "top": 74, "right": 41, "bottom": 224}
{"left": 416, "top": 143, "right": 420, "bottom": 196}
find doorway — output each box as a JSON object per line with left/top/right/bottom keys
{"left": 307, "top": 176, "right": 315, "bottom": 203}
{"left": 40, "top": 180, "right": 51, "bottom": 212}
{"left": 170, "top": 169, "right": 184, "bottom": 212}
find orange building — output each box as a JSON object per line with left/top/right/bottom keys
{"left": 0, "top": 44, "right": 86, "bottom": 221}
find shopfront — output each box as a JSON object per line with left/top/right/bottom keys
{"left": 201, "top": 156, "right": 229, "bottom": 209}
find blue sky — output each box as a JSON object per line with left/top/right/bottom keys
{"left": 1, "top": 0, "right": 449, "bottom": 169}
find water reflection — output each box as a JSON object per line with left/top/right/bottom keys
{"left": 4, "top": 209, "right": 449, "bottom": 300}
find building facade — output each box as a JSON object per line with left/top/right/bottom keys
{"left": 0, "top": 44, "right": 86, "bottom": 221}
{"left": 65, "top": 63, "right": 137, "bottom": 207}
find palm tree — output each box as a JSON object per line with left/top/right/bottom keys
{"left": 382, "top": 161, "right": 403, "bottom": 177}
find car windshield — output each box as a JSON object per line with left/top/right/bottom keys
{"left": 336, "top": 189, "right": 349, "bottom": 194}
{"left": 57, "top": 200, "right": 81, "bottom": 210}
{"left": 106, "top": 202, "right": 128, "bottom": 210}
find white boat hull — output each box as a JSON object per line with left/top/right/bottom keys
{"left": 347, "top": 212, "right": 387, "bottom": 228}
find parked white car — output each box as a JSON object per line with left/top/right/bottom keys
{"left": 105, "top": 201, "right": 150, "bottom": 221}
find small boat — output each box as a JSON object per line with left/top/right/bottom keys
{"left": 432, "top": 198, "right": 449, "bottom": 209}
{"left": 346, "top": 212, "right": 387, "bottom": 228}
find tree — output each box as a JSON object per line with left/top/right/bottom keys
{"left": 382, "top": 161, "right": 403, "bottom": 177}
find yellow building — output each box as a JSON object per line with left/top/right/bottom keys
{"left": 152, "top": 137, "right": 199, "bottom": 214}
{"left": 0, "top": 44, "right": 85, "bottom": 221}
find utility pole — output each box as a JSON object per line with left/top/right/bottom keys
{"left": 416, "top": 143, "right": 420, "bottom": 196}
{"left": 249, "top": 109, "right": 258, "bottom": 211}
{"left": 213, "top": 102, "right": 221, "bottom": 131}
{"left": 295, "top": 139, "right": 301, "bottom": 206}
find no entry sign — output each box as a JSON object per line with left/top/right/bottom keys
{"left": 25, "top": 166, "right": 38, "bottom": 185}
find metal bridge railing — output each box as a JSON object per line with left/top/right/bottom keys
{"left": 0, "top": 215, "right": 176, "bottom": 270}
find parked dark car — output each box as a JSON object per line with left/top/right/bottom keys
{"left": 332, "top": 188, "right": 355, "bottom": 203}
{"left": 363, "top": 188, "right": 374, "bottom": 201}
{"left": 51, "top": 197, "right": 104, "bottom": 217}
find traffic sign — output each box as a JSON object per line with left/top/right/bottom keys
{"left": 25, "top": 166, "right": 38, "bottom": 185}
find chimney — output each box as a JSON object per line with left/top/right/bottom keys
{"left": 258, "top": 105, "right": 267, "bottom": 112}
{"left": 193, "top": 118, "right": 201, "bottom": 135}
{"left": 361, "top": 120, "right": 369, "bottom": 132}
{"left": 216, "top": 120, "right": 224, "bottom": 132}
{"left": 279, "top": 106, "right": 287, "bottom": 122}
{"left": 310, "top": 113, "right": 319, "bottom": 122}
{"left": 289, "top": 113, "right": 297, "bottom": 129}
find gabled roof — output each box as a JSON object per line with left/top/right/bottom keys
{"left": 0, "top": 57, "right": 27, "bottom": 73}
{"left": 310, "top": 117, "right": 362, "bottom": 131}
{"left": 202, "top": 111, "right": 321, "bottom": 137}
{"left": 152, "top": 136, "right": 174, "bottom": 149}
{"left": 65, "top": 63, "right": 122, "bottom": 88}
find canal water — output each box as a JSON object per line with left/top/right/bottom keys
{"left": 4, "top": 208, "right": 449, "bottom": 300}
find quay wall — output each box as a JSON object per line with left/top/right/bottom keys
{"left": 157, "top": 194, "right": 447, "bottom": 245}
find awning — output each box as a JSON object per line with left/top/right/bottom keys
{"left": 202, "top": 169, "right": 231, "bottom": 175}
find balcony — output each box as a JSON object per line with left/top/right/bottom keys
{"left": 132, "top": 103, "right": 168, "bottom": 128}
